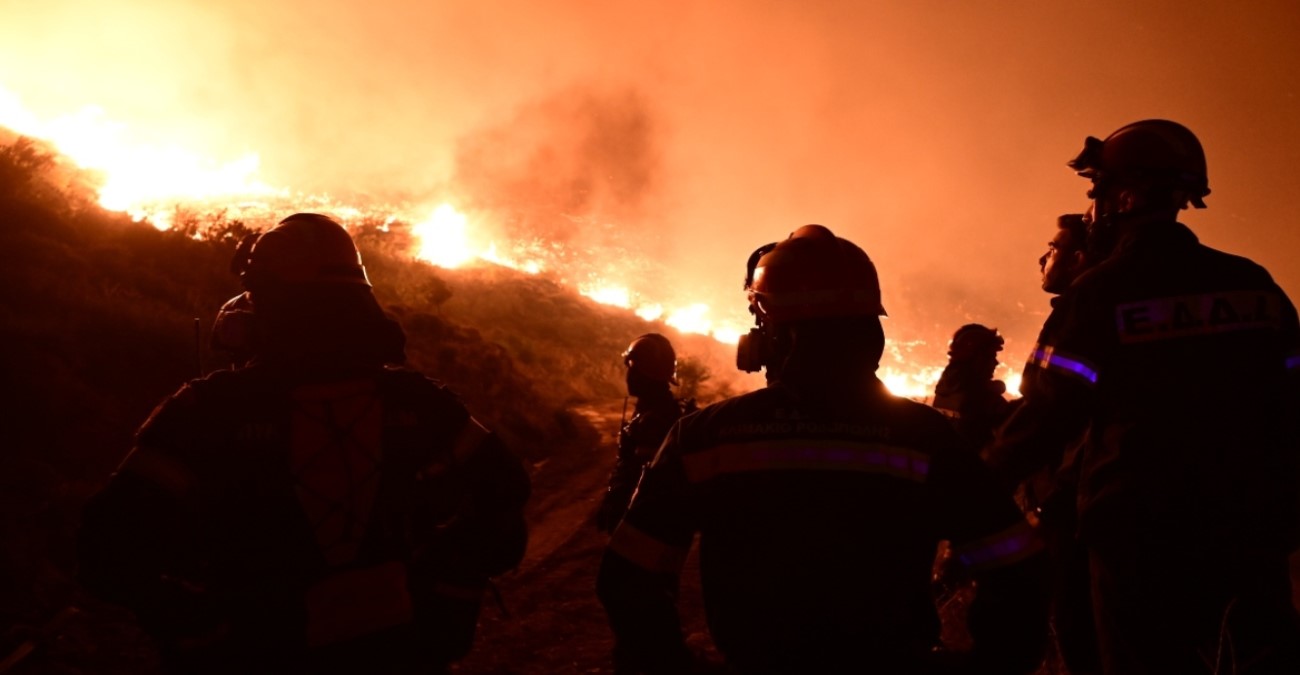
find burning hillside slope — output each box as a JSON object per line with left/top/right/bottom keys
{"left": 0, "top": 133, "right": 757, "bottom": 672}
{"left": 0, "top": 84, "right": 1024, "bottom": 401}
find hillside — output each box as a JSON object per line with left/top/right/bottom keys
{"left": 0, "top": 135, "right": 752, "bottom": 672}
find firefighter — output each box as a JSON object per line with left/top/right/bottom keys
{"left": 77, "top": 213, "right": 530, "bottom": 675}
{"left": 931, "top": 323, "right": 1012, "bottom": 449}
{"left": 597, "top": 225, "right": 1048, "bottom": 674}
{"left": 1026, "top": 211, "right": 1102, "bottom": 674}
{"left": 596, "top": 333, "right": 693, "bottom": 533}
{"left": 984, "top": 120, "right": 1300, "bottom": 674}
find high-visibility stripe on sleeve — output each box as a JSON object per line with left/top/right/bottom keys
{"left": 1286, "top": 353, "right": 1300, "bottom": 372}
{"left": 681, "top": 439, "right": 930, "bottom": 484}
{"left": 951, "top": 520, "right": 1043, "bottom": 572}
{"left": 120, "top": 450, "right": 195, "bottom": 498}
{"left": 1029, "top": 344, "right": 1098, "bottom": 385}
{"left": 607, "top": 521, "right": 690, "bottom": 574}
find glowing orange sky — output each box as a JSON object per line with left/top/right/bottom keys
{"left": 3, "top": 0, "right": 1299, "bottom": 366}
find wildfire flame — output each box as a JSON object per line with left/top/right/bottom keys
{"left": 412, "top": 204, "right": 476, "bottom": 269}
{"left": 0, "top": 84, "right": 1022, "bottom": 400}
{"left": 0, "top": 86, "right": 279, "bottom": 224}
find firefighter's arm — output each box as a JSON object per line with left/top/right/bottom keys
{"left": 598, "top": 429, "right": 646, "bottom": 533}
{"left": 1277, "top": 286, "right": 1300, "bottom": 549}
{"left": 596, "top": 427, "right": 696, "bottom": 673}
{"left": 984, "top": 290, "right": 1103, "bottom": 490}
{"left": 77, "top": 451, "right": 184, "bottom": 605}
{"left": 934, "top": 448, "right": 1049, "bottom": 674}
{"left": 78, "top": 390, "right": 191, "bottom": 603}
{"left": 983, "top": 386, "right": 1091, "bottom": 490}
{"left": 77, "top": 388, "right": 227, "bottom": 641}
{"left": 422, "top": 416, "right": 531, "bottom": 580}
{"left": 466, "top": 430, "right": 531, "bottom": 576}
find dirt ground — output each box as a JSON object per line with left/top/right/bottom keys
{"left": 450, "top": 402, "right": 717, "bottom": 674}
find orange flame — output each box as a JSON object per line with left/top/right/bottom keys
{"left": 0, "top": 86, "right": 278, "bottom": 226}
{"left": 0, "top": 85, "right": 1021, "bottom": 400}
{"left": 412, "top": 204, "right": 476, "bottom": 268}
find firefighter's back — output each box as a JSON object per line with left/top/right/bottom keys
{"left": 1065, "top": 223, "right": 1299, "bottom": 543}
{"left": 78, "top": 213, "right": 530, "bottom": 675}
{"left": 672, "top": 382, "right": 1037, "bottom": 671}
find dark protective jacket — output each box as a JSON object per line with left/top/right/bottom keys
{"left": 597, "top": 377, "right": 1048, "bottom": 674}
{"left": 986, "top": 221, "right": 1300, "bottom": 548}
{"left": 78, "top": 363, "right": 530, "bottom": 674}
{"left": 597, "top": 387, "right": 690, "bottom": 532}
{"left": 932, "top": 366, "right": 1014, "bottom": 451}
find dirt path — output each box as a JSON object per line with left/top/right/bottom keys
{"left": 451, "top": 402, "right": 711, "bottom": 674}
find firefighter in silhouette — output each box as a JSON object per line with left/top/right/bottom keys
{"left": 596, "top": 333, "right": 692, "bottom": 533}
{"left": 77, "top": 213, "right": 530, "bottom": 675}
{"left": 985, "top": 120, "right": 1300, "bottom": 674}
{"left": 1021, "top": 211, "right": 1102, "bottom": 674}
{"left": 932, "top": 324, "right": 1011, "bottom": 449}
{"left": 598, "top": 225, "right": 1048, "bottom": 674}
{"left": 1016, "top": 213, "right": 1092, "bottom": 518}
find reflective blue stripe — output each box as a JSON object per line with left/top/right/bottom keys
{"left": 1287, "top": 354, "right": 1300, "bottom": 372}
{"left": 952, "top": 521, "right": 1042, "bottom": 571}
{"left": 1030, "top": 345, "right": 1098, "bottom": 385}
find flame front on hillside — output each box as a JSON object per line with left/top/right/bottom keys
{"left": 0, "top": 87, "right": 279, "bottom": 224}
{"left": 0, "top": 85, "right": 1019, "bottom": 401}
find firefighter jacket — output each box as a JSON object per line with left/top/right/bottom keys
{"left": 986, "top": 220, "right": 1300, "bottom": 550}
{"left": 77, "top": 363, "right": 530, "bottom": 674}
{"left": 597, "top": 387, "right": 689, "bottom": 532}
{"left": 932, "top": 365, "right": 1014, "bottom": 451}
{"left": 596, "top": 377, "right": 1048, "bottom": 674}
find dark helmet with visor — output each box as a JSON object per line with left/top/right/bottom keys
{"left": 1068, "top": 119, "right": 1210, "bottom": 208}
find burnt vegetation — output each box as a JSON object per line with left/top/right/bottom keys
{"left": 0, "top": 136, "right": 741, "bottom": 672}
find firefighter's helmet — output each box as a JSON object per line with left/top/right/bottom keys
{"left": 748, "top": 224, "right": 886, "bottom": 323}
{"left": 623, "top": 333, "right": 677, "bottom": 385}
{"left": 240, "top": 213, "right": 371, "bottom": 291}
{"left": 948, "top": 324, "right": 1004, "bottom": 362}
{"left": 1067, "top": 119, "right": 1210, "bottom": 208}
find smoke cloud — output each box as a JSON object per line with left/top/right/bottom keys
{"left": 452, "top": 85, "right": 662, "bottom": 242}
{"left": 3, "top": 0, "right": 1299, "bottom": 361}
